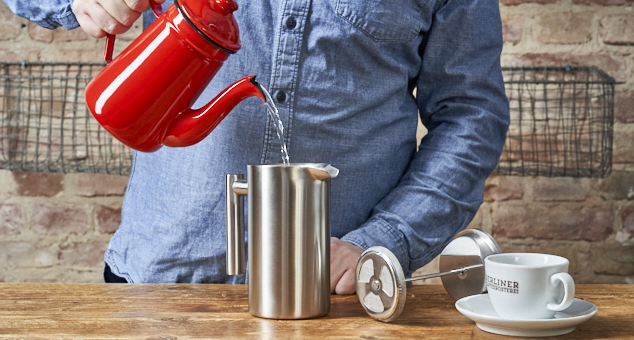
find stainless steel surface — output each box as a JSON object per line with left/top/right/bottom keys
{"left": 356, "top": 246, "right": 406, "bottom": 323}
{"left": 439, "top": 228, "right": 502, "bottom": 299}
{"left": 355, "top": 229, "right": 501, "bottom": 322}
{"left": 437, "top": 255, "right": 487, "bottom": 300}
{"left": 226, "top": 163, "right": 337, "bottom": 319}
{"left": 457, "top": 229, "right": 503, "bottom": 256}
{"left": 232, "top": 179, "right": 248, "bottom": 195}
{"left": 225, "top": 175, "right": 245, "bottom": 275}
{"left": 405, "top": 263, "right": 483, "bottom": 282}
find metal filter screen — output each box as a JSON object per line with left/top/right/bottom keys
{"left": 0, "top": 62, "right": 132, "bottom": 175}
{"left": 495, "top": 66, "right": 615, "bottom": 178}
{"left": 0, "top": 63, "right": 615, "bottom": 177}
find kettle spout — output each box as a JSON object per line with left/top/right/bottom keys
{"left": 162, "top": 75, "right": 266, "bottom": 147}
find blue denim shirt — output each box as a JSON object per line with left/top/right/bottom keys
{"left": 5, "top": 0, "right": 509, "bottom": 283}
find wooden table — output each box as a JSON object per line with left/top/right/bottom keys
{"left": 0, "top": 283, "right": 631, "bottom": 339}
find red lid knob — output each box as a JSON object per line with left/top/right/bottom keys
{"left": 179, "top": 0, "right": 241, "bottom": 52}
{"left": 215, "top": 0, "right": 238, "bottom": 13}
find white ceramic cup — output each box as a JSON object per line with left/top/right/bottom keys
{"left": 484, "top": 253, "right": 575, "bottom": 320}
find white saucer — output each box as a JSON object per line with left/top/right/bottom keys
{"left": 455, "top": 294, "right": 598, "bottom": 337}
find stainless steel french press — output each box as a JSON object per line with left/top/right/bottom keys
{"left": 226, "top": 163, "right": 339, "bottom": 319}
{"left": 355, "top": 229, "right": 501, "bottom": 322}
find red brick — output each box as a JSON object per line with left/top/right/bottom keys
{"left": 0, "top": 204, "right": 23, "bottom": 235}
{"left": 600, "top": 15, "right": 634, "bottom": 45}
{"left": 60, "top": 241, "right": 108, "bottom": 268}
{"left": 497, "top": 130, "right": 568, "bottom": 165}
{"left": 623, "top": 207, "right": 634, "bottom": 237}
{"left": 590, "top": 243, "right": 634, "bottom": 275}
{"left": 11, "top": 171, "right": 64, "bottom": 197}
{"left": 484, "top": 176, "right": 523, "bottom": 202}
{"left": 534, "top": 12, "right": 593, "bottom": 44}
{"left": 615, "top": 91, "right": 634, "bottom": 124}
{"left": 32, "top": 204, "right": 89, "bottom": 235}
{"left": 500, "top": 0, "right": 557, "bottom": 5}
{"left": 501, "top": 14, "right": 523, "bottom": 45}
{"left": 598, "top": 171, "right": 634, "bottom": 200}
{"left": 493, "top": 204, "right": 613, "bottom": 241}
{"left": 28, "top": 22, "right": 53, "bottom": 43}
{"left": 0, "top": 241, "right": 57, "bottom": 268}
{"left": 532, "top": 177, "right": 589, "bottom": 201}
{"left": 0, "top": 49, "right": 39, "bottom": 62}
{"left": 54, "top": 49, "right": 103, "bottom": 63}
{"left": 76, "top": 173, "right": 128, "bottom": 197}
{"left": 0, "top": 8, "right": 22, "bottom": 40}
{"left": 52, "top": 27, "right": 88, "bottom": 42}
{"left": 573, "top": 0, "right": 634, "bottom": 5}
{"left": 612, "top": 125, "right": 634, "bottom": 164}
{"left": 501, "top": 53, "right": 628, "bottom": 83}
{"left": 95, "top": 205, "right": 121, "bottom": 234}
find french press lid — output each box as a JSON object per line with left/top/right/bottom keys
{"left": 355, "top": 229, "right": 502, "bottom": 322}
{"left": 178, "top": 0, "right": 241, "bottom": 53}
{"left": 439, "top": 228, "right": 502, "bottom": 300}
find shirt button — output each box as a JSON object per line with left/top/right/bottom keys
{"left": 286, "top": 17, "right": 297, "bottom": 29}
{"left": 276, "top": 91, "right": 287, "bottom": 103}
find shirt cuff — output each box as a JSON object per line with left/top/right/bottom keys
{"left": 340, "top": 215, "right": 413, "bottom": 275}
{"left": 30, "top": 10, "right": 79, "bottom": 30}
{"left": 57, "top": 11, "right": 80, "bottom": 30}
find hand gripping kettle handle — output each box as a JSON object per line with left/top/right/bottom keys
{"left": 226, "top": 175, "right": 247, "bottom": 275}
{"left": 104, "top": 0, "right": 163, "bottom": 63}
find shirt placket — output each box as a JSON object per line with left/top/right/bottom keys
{"left": 261, "top": 0, "right": 309, "bottom": 164}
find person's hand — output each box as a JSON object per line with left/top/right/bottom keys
{"left": 72, "top": 0, "right": 166, "bottom": 38}
{"left": 330, "top": 237, "right": 363, "bottom": 295}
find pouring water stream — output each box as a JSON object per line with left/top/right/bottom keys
{"left": 260, "top": 86, "right": 290, "bottom": 164}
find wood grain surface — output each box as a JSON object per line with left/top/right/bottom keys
{"left": 0, "top": 283, "right": 631, "bottom": 339}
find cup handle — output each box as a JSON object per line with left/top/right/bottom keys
{"left": 103, "top": 0, "right": 163, "bottom": 64}
{"left": 547, "top": 272, "right": 575, "bottom": 311}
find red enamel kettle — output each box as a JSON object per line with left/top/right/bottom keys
{"left": 85, "top": 0, "right": 266, "bottom": 152}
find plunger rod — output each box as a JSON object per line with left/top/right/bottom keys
{"left": 405, "top": 263, "right": 483, "bottom": 282}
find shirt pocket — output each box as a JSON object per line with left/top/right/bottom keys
{"left": 335, "top": 0, "right": 425, "bottom": 42}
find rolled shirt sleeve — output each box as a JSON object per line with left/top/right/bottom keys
{"left": 341, "top": 0, "right": 510, "bottom": 275}
{"left": 2, "top": 0, "right": 79, "bottom": 30}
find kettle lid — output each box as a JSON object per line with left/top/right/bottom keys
{"left": 178, "top": 0, "right": 241, "bottom": 53}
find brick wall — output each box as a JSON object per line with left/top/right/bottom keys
{"left": 0, "top": 171, "right": 127, "bottom": 282}
{"left": 1, "top": 0, "right": 633, "bottom": 283}
{"left": 415, "top": 0, "right": 634, "bottom": 285}
{"left": 0, "top": 1, "right": 139, "bottom": 282}
{"left": 490, "top": 0, "right": 633, "bottom": 284}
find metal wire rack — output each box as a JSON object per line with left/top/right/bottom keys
{"left": 0, "top": 61, "right": 133, "bottom": 175}
{"left": 0, "top": 63, "right": 615, "bottom": 177}
{"left": 495, "top": 65, "right": 614, "bottom": 178}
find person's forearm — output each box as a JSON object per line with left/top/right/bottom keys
{"left": 2, "top": 0, "right": 79, "bottom": 30}
{"left": 342, "top": 0, "right": 509, "bottom": 275}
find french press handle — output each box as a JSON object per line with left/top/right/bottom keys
{"left": 226, "top": 174, "right": 247, "bottom": 275}
{"left": 103, "top": 0, "right": 163, "bottom": 63}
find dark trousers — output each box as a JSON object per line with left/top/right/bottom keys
{"left": 104, "top": 264, "right": 128, "bottom": 283}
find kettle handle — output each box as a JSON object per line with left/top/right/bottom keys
{"left": 104, "top": 0, "right": 163, "bottom": 64}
